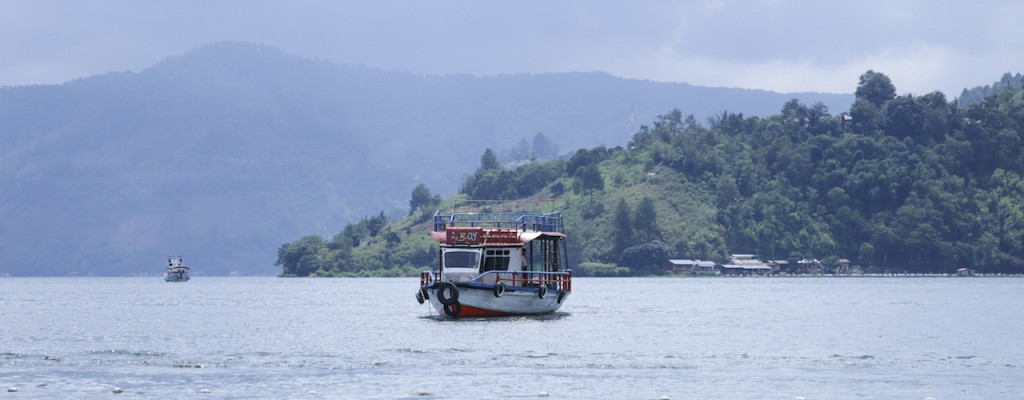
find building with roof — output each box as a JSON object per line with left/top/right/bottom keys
{"left": 720, "top": 254, "right": 772, "bottom": 275}
{"left": 797, "top": 259, "right": 822, "bottom": 274}
{"left": 836, "top": 258, "right": 851, "bottom": 275}
{"left": 668, "top": 259, "right": 718, "bottom": 275}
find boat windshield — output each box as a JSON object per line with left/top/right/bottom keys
{"left": 444, "top": 250, "right": 480, "bottom": 269}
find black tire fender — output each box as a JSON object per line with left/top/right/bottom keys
{"left": 415, "top": 290, "right": 425, "bottom": 304}
{"left": 443, "top": 301, "right": 462, "bottom": 317}
{"left": 493, "top": 282, "right": 505, "bottom": 297}
{"left": 537, "top": 285, "right": 547, "bottom": 299}
{"left": 438, "top": 282, "right": 459, "bottom": 306}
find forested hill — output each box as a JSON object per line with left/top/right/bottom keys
{"left": 958, "top": 72, "right": 1024, "bottom": 107}
{"left": 0, "top": 42, "right": 852, "bottom": 276}
{"left": 276, "top": 70, "right": 1024, "bottom": 277}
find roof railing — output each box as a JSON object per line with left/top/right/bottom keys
{"left": 433, "top": 211, "right": 563, "bottom": 233}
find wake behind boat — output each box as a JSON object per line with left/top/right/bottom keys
{"left": 416, "top": 211, "right": 572, "bottom": 318}
{"left": 164, "top": 255, "right": 190, "bottom": 282}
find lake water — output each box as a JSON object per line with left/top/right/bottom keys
{"left": 1, "top": 277, "right": 1022, "bottom": 399}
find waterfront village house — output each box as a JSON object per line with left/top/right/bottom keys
{"left": 720, "top": 254, "right": 772, "bottom": 275}
{"left": 836, "top": 259, "right": 851, "bottom": 275}
{"left": 797, "top": 259, "right": 822, "bottom": 274}
{"left": 768, "top": 260, "right": 790, "bottom": 273}
{"left": 667, "top": 259, "right": 717, "bottom": 275}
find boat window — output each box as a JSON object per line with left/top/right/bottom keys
{"left": 482, "top": 249, "right": 511, "bottom": 272}
{"left": 444, "top": 251, "right": 479, "bottom": 269}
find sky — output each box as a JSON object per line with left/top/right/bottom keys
{"left": 2, "top": 0, "right": 1022, "bottom": 97}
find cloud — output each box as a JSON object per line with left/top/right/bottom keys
{"left": 589, "top": 0, "right": 1024, "bottom": 96}
{"left": 1, "top": 0, "right": 1022, "bottom": 96}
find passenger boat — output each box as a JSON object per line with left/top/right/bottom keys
{"left": 164, "top": 255, "right": 190, "bottom": 282}
{"left": 416, "top": 211, "right": 572, "bottom": 318}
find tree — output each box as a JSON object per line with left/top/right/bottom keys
{"left": 341, "top": 222, "right": 369, "bottom": 247}
{"left": 612, "top": 198, "right": 633, "bottom": 257}
{"left": 987, "top": 169, "right": 1024, "bottom": 272}
{"left": 384, "top": 230, "right": 401, "bottom": 246}
{"left": 480, "top": 148, "right": 500, "bottom": 171}
{"left": 855, "top": 70, "right": 896, "bottom": 108}
{"left": 892, "top": 192, "right": 949, "bottom": 271}
{"left": 619, "top": 240, "right": 670, "bottom": 275}
{"left": 276, "top": 235, "right": 327, "bottom": 276}
{"left": 532, "top": 132, "right": 559, "bottom": 160}
{"left": 918, "top": 91, "right": 951, "bottom": 142}
{"left": 634, "top": 196, "right": 659, "bottom": 242}
{"left": 367, "top": 211, "right": 388, "bottom": 237}
{"left": 883, "top": 94, "right": 925, "bottom": 141}
{"left": 849, "top": 98, "right": 882, "bottom": 134}
{"left": 514, "top": 162, "right": 563, "bottom": 197}
{"left": 409, "top": 183, "right": 433, "bottom": 216}
{"left": 714, "top": 174, "right": 739, "bottom": 208}
{"left": 573, "top": 163, "right": 604, "bottom": 194}
{"left": 501, "top": 139, "right": 532, "bottom": 163}
{"left": 781, "top": 99, "right": 808, "bottom": 123}
{"left": 567, "top": 146, "right": 609, "bottom": 177}
{"left": 806, "top": 101, "right": 832, "bottom": 136}
{"left": 465, "top": 169, "right": 518, "bottom": 200}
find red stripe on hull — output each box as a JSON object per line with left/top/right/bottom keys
{"left": 454, "top": 304, "right": 517, "bottom": 318}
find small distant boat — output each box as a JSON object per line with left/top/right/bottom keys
{"left": 164, "top": 255, "right": 190, "bottom": 282}
{"left": 416, "top": 211, "right": 572, "bottom": 318}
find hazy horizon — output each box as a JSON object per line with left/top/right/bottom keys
{"left": 3, "top": 1, "right": 1023, "bottom": 96}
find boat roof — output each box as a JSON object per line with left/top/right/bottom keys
{"left": 433, "top": 211, "right": 563, "bottom": 232}
{"left": 431, "top": 211, "right": 565, "bottom": 246}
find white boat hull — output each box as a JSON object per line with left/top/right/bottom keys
{"left": 424, "top": 283, "right": 569, "bottom": 318}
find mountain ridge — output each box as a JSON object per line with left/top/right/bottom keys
{"left": 1, "top": 41, "right": 854, "bottom": 276}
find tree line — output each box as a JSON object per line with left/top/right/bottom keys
{"left": 277, "top": 70, "right": 1024, "bottom": 276}
{"left": 590, "top": 70, "right": 1024, "bottom": 274}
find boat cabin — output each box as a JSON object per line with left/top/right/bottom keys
{"left": 441, "top": 246, "right": 522, "bottom": 284}
{"left": 427, "top": 212, "right": 568, "bottom": 290}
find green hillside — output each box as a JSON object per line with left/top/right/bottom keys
{"left": 277, "top": 70, "right": 1024, "bottom": 276}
